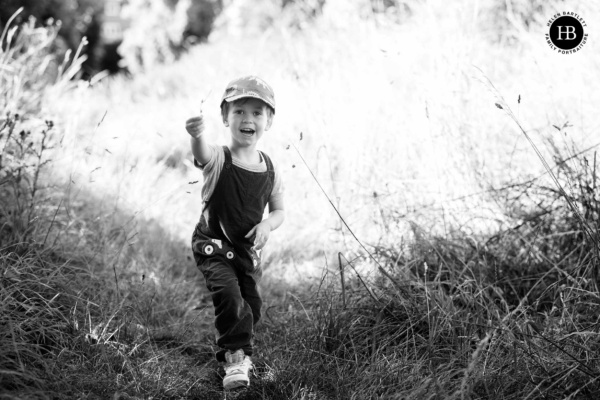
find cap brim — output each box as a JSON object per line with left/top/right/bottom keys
{"left": 223, "top": 94, "right": 275, "bottom": 111}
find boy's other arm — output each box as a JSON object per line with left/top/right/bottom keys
{"left": 185, "top": 115, "right": 212, "bottom": 166}
{"left": 263, "top": 209, "right": 285, "bottom": 232}
{"left": 264, "top": 196, "right": 285, "bottom": 231}
{"left": 245, "top": 200, "right": 285, "bottom": 250}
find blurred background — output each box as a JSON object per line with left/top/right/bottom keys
{"left": 2, "top": 0, "right": 599, "bottom": 278}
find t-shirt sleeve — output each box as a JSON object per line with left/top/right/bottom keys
{"left": 195, "top": 145, "right": 224, "bottom": 202}
{"left": 194, "top": 145, "right": 216, "bottom": 170}
{"left": 268, "top": 158, "right": 284, "bottom": 211}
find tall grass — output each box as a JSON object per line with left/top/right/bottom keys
{"left": 2, "top": 0, "right": 600, "bottom": 398}
{"left": 0, "top": 11, "right": 213, "bottom": 399}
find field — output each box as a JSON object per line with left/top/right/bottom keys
{"left": 2, "top": 0, "right": 600, "bottom": 399}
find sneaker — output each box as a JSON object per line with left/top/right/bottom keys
{"left": 223, "top": 349, "right": 252, "bottom": 390}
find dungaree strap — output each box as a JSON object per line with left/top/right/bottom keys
{"left": 222, "top": 146, "right": 233, "bottom": 169}
{"left": 202, "top": 146, "right": 232, "bottom": 214}
{"left": 259, "top": 151, "right": 273, "bottom": 173}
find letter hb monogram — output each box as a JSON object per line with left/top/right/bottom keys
{"left": 556, "top": 26, "right": 577, "bottom": 40}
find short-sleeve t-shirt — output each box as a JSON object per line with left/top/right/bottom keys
{"left": 195, "top": 145, "right": 284, "bottom": 211}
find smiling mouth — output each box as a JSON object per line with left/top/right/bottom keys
{"left": 240, "top": 128, "right": 255, "bottom": 136}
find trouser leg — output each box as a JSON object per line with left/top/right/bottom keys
{"left": 239, "top": 266, "right": 262, "bottom": 326}
{"left": 196, "top": 256, "right": 261, "bottom": 361}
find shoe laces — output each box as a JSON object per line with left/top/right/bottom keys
{"left": 225, "top": 351, "right": 252, "bottom": 375}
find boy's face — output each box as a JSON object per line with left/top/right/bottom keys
{"left": 224, "top": 98, "right": 273, "bottom": 148}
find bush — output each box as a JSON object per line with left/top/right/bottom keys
{"left": 0, "top": 0, "right": 102, "bottom": 76}
{"left": 0, "top": 113, "right": 53, "bottom": 245}
{"left": 118, "top": 0, "right": 223, "bottom": 72}
{"left": 0, "top": 10, "right": 85, "bottom": 246}
{"left": 184, "top": 0, "right": 223, "bottom": 43}
{"left": 1, "top": 13, "right": 59, "bottom": 246}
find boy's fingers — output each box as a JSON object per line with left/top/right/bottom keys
{"left": 187, "top": 115, "right": 203, "bottom": 122}
{"left": 255, "top": 237, "right": 268, "bottom": 250}
{"left": 244, "top": 227, "right": 256, "bottom": 238}
{"left": 186, "top": 117, "right": 204, "bottom": 133}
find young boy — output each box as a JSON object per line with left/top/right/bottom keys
{"left": 185, "top": 76, "right": 285, "bottom": 390}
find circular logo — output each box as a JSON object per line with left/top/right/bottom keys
{"left": 545, "top": 12, "right": 588, "bottom": 53}
{"left": 549, "top": 16, "right": 584, "bottom": 49}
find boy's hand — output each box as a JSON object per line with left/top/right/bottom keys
{"left": 185, "top": 114, "right": 204, "bottom": 139}
{"left": 245, "top": 221, "right": 271, "bottom": 250}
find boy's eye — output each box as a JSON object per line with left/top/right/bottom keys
{"left": 253, "top": 111, "right": 262, "bottom": 116}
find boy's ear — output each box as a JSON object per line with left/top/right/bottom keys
{"left": 221, "top": 104, "right": 229, "bottom": 126}
{"left": 265, "top": 114, "right": 273, "bottom": 131}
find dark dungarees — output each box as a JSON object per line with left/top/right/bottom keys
{"left": 191, "top": 146, "right": 274, "bottom": 361}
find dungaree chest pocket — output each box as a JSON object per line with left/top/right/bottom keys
{"left": 237, "top": 170, "right": 273, "bottom": 204}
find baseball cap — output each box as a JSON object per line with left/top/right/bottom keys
{"left": 220, "top": 76, "right": 276, "bottom": 113}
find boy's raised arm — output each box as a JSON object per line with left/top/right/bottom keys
{"left": 186, "top": 114, "right": 212, "bottom": 166}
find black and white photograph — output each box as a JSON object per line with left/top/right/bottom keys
{"left": 1, "top": 0, "right": 599, "bottom": 398}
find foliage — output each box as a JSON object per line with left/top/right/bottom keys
{"left": 0, "top": 0, "right": 102, "bottom": 75}
{"left": 0, "top": 113, "right": 53, "bottom": 245}
{"left": 0, "top": 0, "right": 227, "bottom": 75}
{"left": 0, "top": 11, "right": 83, "bottom": 247}
{"left": 0, "top": 0, "right": 97, "bottom": 30}
{"left": 184, "top": 0, "right": 223, "bottom": 43}
{"left": 118, "top": 0, "right": 224, "bottom": 73}
{"left": 480, "top": 139, "right": 600, "bottom": 308}
{"left": 2, "top": 0, "right": 600, "bottom": 399}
